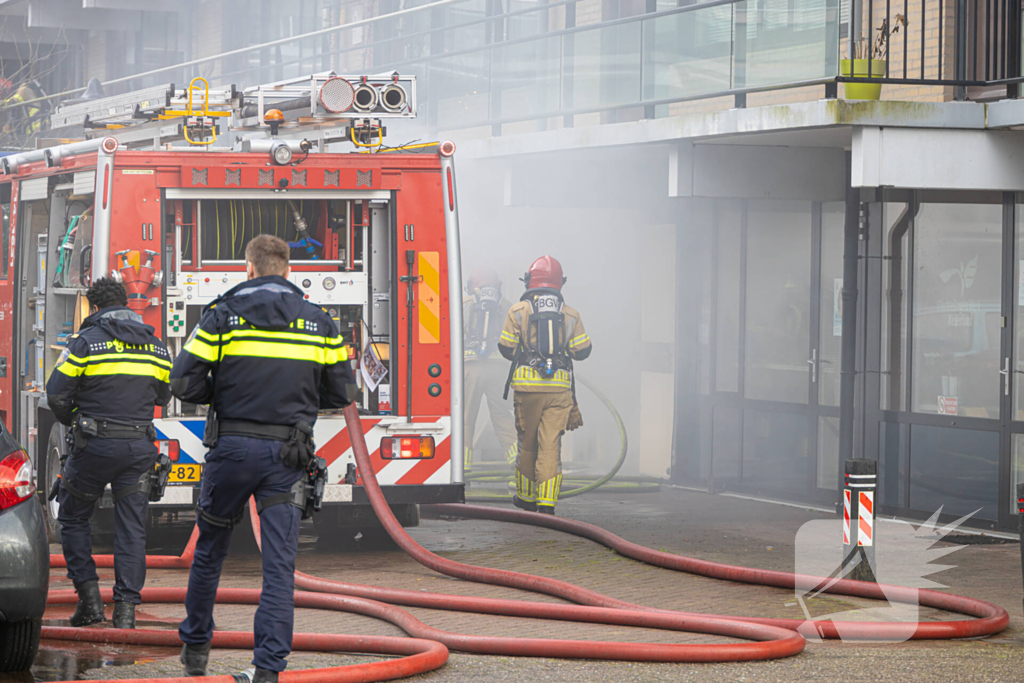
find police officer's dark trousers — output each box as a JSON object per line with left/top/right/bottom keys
{"left": 179, "top": 435, "right": 303, "bottom": 673}
{"left": 58, "top": 437, "right": 157, "bottom": 604}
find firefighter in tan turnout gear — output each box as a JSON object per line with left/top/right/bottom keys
{"left": 464, "top": 268, "right": 517, "bottom": 469}
{"left": 498, "top": 256, "right": 591, "bottom": 514}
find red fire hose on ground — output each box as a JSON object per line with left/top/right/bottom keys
{"left": 40, "top": 402, "right": 1009, "bottom": 682}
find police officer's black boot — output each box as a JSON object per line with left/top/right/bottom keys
{"left": 69, "top": 580, "right": 105, "bottom": 627}
{"left": 180, "top": 641, "right": 212, "bottom": 676}
{"left": 112, "top": 601, "right": 136, "bottom": 629}
{"left": 252, "top": 667, "right": 278, "bottom": 683}
{"left": 235, "top": 667, "right": 278, "bottom": 682}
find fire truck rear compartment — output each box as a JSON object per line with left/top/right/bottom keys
{"left": 164, "top": 194, "right": 387, "bottom": 419}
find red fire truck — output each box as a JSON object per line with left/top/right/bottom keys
{"left": 0, "top": 73, "right": 465, "bottom": 542}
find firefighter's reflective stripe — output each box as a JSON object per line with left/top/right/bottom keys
{"left": 500, "top": 330, "right": 518, "bottom": 345}
{"left": 185, "top": 327, "right": 348, "bottom": 364}
{"left": 536, "top": 474, "right": 563, "bottom": 507}
{"left": 55, "top": 351, "right": 170, "bottom": 381}
{"left": 515, "top": 470, "right": 538, "bottom": 502}
{"left": 509, "top": 365, "right": 571, "bottom": 389}
{"left": 568, "top": 333, "right": 590, "bottom": 349}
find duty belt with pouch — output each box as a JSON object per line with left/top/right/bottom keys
{"left": 202, "top": 406, "right": 219, "bottom": 449}
{"left": 74, "top": 415, "right": 157, "bottom": 449}
{"left": 218, "top": 419, "right": 316, "bottom": 470}
{"left": 214, "top": 419, "right": 324, "bottom": 520}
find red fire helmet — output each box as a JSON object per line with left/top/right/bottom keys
{"left": 523, "top": 255, "right": 565, "bottom": 291}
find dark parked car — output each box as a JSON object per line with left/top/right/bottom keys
{"left": 0, "top": 419, "right": 48, "bottom": 672}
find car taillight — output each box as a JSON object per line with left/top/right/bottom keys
{"left": 380, "top": 436, "right": 435, "bottom": 460}
{"left": 0, "top": 451, "right": 35, "bottom": 510}
{"left": 157, "top": 439, "right": 180, "bottom": 462}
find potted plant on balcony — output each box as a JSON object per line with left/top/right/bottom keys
{"left": 841, "top": 14, "right": 908, "bottom": 100}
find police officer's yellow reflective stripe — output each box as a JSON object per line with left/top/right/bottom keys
{"left": 55, "top": 351, "right": 170, "bottom": 378}
{"left": 183, "top": 334, "right": 219, "bottom": 362}
{"left": 191, "top": 327, "right": 349, "bottom": 362}
{"left": 82, "top": 361, "right": 170, "bottom": 382}
{"left": 55, "top": 357, "right": 86, "bottom": 377}
{"left": 87, "top": 352, "right": 172, "bottom": 368}
{"left": 196, "top": 327, "right": 343, "bottom": 346}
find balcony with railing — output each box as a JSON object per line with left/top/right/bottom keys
{"left": 160, "top": 0, "right": 1015, "bottom": 136}
{"left": 21, "top": 0, "right": 1013, "bottom": 145}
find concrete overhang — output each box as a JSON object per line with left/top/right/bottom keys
{"left": 456, "top": 99, "right": 988, "bottom": 160}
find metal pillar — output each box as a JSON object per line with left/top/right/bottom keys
{"left": 839, "top": 154, "right": 859, "bottom": 468}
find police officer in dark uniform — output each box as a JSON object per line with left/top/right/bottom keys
{"left": 46, "top": 277, "right": 172, "bottom": 629}
{"left": 171, "top": 235, "right": 355, "bottom": 683}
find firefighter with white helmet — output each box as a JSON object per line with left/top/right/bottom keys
{"left": 498, "top": 256, "right": 590, "bottom": 514}
{"left": 464, "top": 268, "right": 517, "bottom": 468}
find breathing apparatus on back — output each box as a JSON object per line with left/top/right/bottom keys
{"left": 466, "top": 268, "right": 503, "bottom": 358}
{"left": 503, "top": 256, "right": 573, "bottom": 398}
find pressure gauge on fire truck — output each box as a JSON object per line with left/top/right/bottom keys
{"left": 323, "top": 277, "right": 336, "bottom": 291}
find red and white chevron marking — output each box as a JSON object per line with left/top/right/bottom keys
{"left": 843, "top": 489, "right": 851, "bottom": 545}
{"left": 315, "top": 415, "right": 452, "bottom": 486}
{"left": 155, "top": 415, "right": 452, "bottom": 487}
{"left": 857, "top": 490, "right": 874, "bottom": 547}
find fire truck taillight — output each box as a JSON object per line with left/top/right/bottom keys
{"left": 380, "top": 436, "right": 435, "bottom": 460}
{"left": 438, "top": 140, "right": 456, "bottom": 157}
{"left": 157, "top": 439, "right": 180, "bottom": 462}
{"left": 101, "top": 137, "right": 118, "bottom": 154}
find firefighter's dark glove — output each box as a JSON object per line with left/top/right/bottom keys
{"left": 566, "top": 401, "right": 584, "bottom": 431}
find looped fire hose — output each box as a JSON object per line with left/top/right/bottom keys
{"left": 38, "top": 401, "right": 1008, "bottom": 683}
{"left": 466, "top": 375, "right": 656, "bottom": 501}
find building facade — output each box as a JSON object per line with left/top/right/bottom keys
{"left": 2, "top": 0, "right": 1022, "bottom": 530}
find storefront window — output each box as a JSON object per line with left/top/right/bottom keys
{"left": 911, "top": 203, "right": 1003, "bottom": 418}
{"left": 817, "top": 416, "right": 839, "bottom": 489}
{"left": 744, "top": 202, "right": 811, "bottom": 404}
{"left": 910, "top": 424, "right": 998, "bottom": 520}
{"left": 881, "top": 202, "right": 911, "bottom": 411}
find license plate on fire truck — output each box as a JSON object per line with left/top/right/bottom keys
{"left": 169, "top": 463, "right": 202, "bottom": 485}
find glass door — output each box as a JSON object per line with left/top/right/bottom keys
{"left": 813, "top": 202, "right": 845, "bottom": 493}
{"left": 688, "top": 199, "right": 851, "bottom": 507}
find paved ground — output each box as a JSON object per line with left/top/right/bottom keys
{"left": 19, "top": 487, "right": 1024, "bottom": 683}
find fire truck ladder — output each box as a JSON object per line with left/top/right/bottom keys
{"left": 48, "top": 77, "right": 241, "bottom": 148}
{"left": 46, "top": 71, "right": 416, "bottom": 151}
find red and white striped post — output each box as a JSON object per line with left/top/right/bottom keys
{"left": 843, "top": 459, "right": 877, "bottom": 582}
